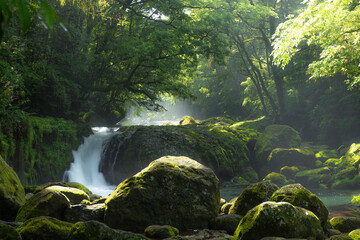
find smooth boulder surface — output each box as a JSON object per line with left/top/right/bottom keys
{"left": 64, "top": 203, "right": 105, "bottom": 223}
{"left": 0, "top": 157, "right": 26, "bottom": 221}
{"left": 104, "top": 156, "right": 220, "bottom": 232}
{"left": 209, "top": 214, "right": 242, "bottom": 235}
{"left": 45, "top": 185, "right": 90, "bottom": 204}
{"left": 233, "top": 201, "right": 324, "bottom": 240}
{"left": 15, "top": 189, "right": 70, "bottom": 222}
{"left": 269, "top": 184, "right": 328, "bottom": 227}
{"left": 17, "top": 216, "right": 73, "bottom": 240}
{"left": 229, "top": 181, "right": 278, "bottom": 216}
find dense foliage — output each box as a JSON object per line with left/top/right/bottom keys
{"left": 1, "top": 0, "right": 360, "bottom": 146}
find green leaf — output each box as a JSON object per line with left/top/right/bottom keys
{"left": 39, "top": 0, "right": 55, "bottom": 33}
{"left": 16, "top": 0, "right": 31, "bottom": 33}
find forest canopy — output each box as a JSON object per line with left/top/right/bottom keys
{"left": 1, "top": 0, "right": 360, "bottom": 146}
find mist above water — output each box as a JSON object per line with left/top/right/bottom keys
{"left": 64, "top": 127, "right": 117, "bottom": 197}
{"left": 120, "top": 100, "right": 194, "bottom": 126}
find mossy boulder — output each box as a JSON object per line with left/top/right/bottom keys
{"left": 330, "top": 217, "right": 360, "bottom": 233}
{"left": 15, "top": 189, "right": 70, "bottom": 222}
{"left": 269, "top": 184, "right": 329, "bottom": 227}
{"left": 28, "top": 182, "right": 92, "bottom": 195}
{"left": 100, "top": 125, "right": 255, "bottom": 183}
{"left": 295, "top": 167, "right": 332, "bottom": 188}
{"left": 0, "top": 156, "right": 26, "bottom": 221}
{"left": 280, "top": 166, "right": 300, "bottom": 179}
{"left": 233, "top": 201, "right": 324, "bottom": 240}
{"left": 17, "top": 216, "right": 73, "bottom": 240}
{"left": 230, "top": 116, "right": 271, "bottom": 132}
{"left": 104, "top": 156, "right": 220, "bottom": 232}
{"left": 45, "top": 186, "right": 90, "bottom": 204}
{"left": 262, "top": 172, "right": 287, "bottom": 186}
{"left": 315, "top": 149, "right": 339, "bottom": 162}
{"left": 179, "top": 116, "right": 197, "bottom": 125}
{"left": 209, "top": 214, "right": 242, "bottom": 235}
{"left": 68, "top": 220, "right": 148, "bottom": 240}
{"left": 349, "top": 229, "right": 360, "bottom": 240}
{"left": 144, "top": 225, "right": 179, "bottom": 239}
{"left": 199, "top": 116, "right": 235, "bottom": 126}
{"left": 228, "top": 181, "right": 278, "bottom": 216}
{"left": 221, "top": 203, "right": 233, "bottom": 214}
{"left": 254, "top": 125, "right": 301, "bottom": 175}
{"left": 64, "top": 203, "right": 105, "bottom": 223}
{"left": 331, "top": 176, "right": 360, "bottom": 190}
{"left": 267, "top": 148, "right": 315, "bottom": 172}
{"left": 0, "top": 222, "right": 21, "bottom": 240}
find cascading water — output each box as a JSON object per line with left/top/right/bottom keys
{"left": 63, "top": 127, "right": 117, "bottom": 197}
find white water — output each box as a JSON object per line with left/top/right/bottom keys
{"left": 64, "top": 127, "right": 117, "bottom": 197}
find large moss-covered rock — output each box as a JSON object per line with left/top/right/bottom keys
{"left": 330, "top": 217, "right": 360, "bottom": 233}
{"left": 64, "top": 203, "right": 105, "bottom": 223}
{"left": 230, "top": 116, "right": 271, "bottom": 132}
{"left": 0, "top": 222, "right": 21, "bottom": 240}
{"left": 68, "top": 220, "right": 148, "bottom": 240}
{"left": 17, "top": 216, "right": 73, "bottom": 240}
{"left": 104, "top": 156, "right": 220, "bottom": 232}
{"left": 349, "top": 229, "right": 360, "bottom": 239}
{"left": 233, "top": 201, "right": 324, "bottom": 240}
{"left": 294, "top": 167, "right": 331, "bottom": 188}
{"left": 179, "top": 116, "right": 197, "bottom": 125}
{"left": 254, "top": 125, "right": 301, "bottom": 175}
{"left": 15, "top": 189, "right": 70, "bottom": 222}
{"left": 100, "top": 125, "right": 255, "bottom": 183}
{"left": 269, "top": 184, "right": 328, "bottom": 227}
{"left": 45, "top": 186, "right": 90, "bottom": 204}
{"left": 0, "top": 157, "right": 26, "bottom": 221}
{"left": 267, "top": 148, "right": 315, "bottom": 172}
{"left": 228, "top": 181, "right": 278, "bottom": 216}
{"left": 280, "top": 166, "right": 300, "bottom": 179}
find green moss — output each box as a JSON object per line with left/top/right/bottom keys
{"left": 280, "top": 166, "right": 299, "bottom": 179}
{"left": 144, "top": 225, "right": 179, "bottom": 238}
{"left": 262, "top": 172, "right": 286, "bottom": 186}
{"left": 331, "top": 176, "right": 360, "bottom": 190}
{"left": 324, "top": 158, "right": 342, "bottom": 168}
{"left": 179, "top": 116, "right": 198, "bottom": 125}
{"left": 0, "top": 156, "right": 26, "bottom": 220}
{"left": 295, "top": 167, "right": 331, "bottom": 188}
{"left": 230, "top": 116, "right": 271, "bottom": 132}
{"left": 351, "top": 195, "right": 360, "bottom": 205}
{"left": 349, "top": 229, "right": 360, "bottom": 240}
{"left": 0, "top": 115, "right": 91, "bottom": 185}
{"left": 0, "top": 222, "right": 21, "bottom": 240}
{"left": 17, "top": 216, "right": 73, "bottom": 240}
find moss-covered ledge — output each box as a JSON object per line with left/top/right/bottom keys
{"left": 0, "top": 114, "right": 91, "bottom": 185}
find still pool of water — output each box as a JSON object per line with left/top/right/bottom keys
{"left": 220, "top": 185, "right": 360, "bottom": 208}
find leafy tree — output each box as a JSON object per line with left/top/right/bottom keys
{"left": 272, "top": 0, "right": 360, "bottom": 89}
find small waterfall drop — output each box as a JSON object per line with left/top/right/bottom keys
{"left": 64, "top": 127, "right": 117, "bottom": 197}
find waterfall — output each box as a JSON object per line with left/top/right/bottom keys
{"left": 63, "top": 127, "right": 117, "bottom": 197}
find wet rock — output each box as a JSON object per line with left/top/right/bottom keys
{"left": 0, "top": 156, "right": 26, "bottom": 221}
{"left": 280, "top": 166, "right": 300, "bottom": 179}
{"left": 15, "top": 189, "right": 70, "bottom": 222}
{"left": 269, "top": 184, "right": 328, "bottom": 227}
{"left": 29, "top": 181, "right": 92, "bottom": 195}
{"left": 254, "top": 125, "right": 301, "bottom": 175}
{"left": 179, "top": 116, "right": 197, "bottom": 125}
{"left": 144, "top": 225, "right": 179, "bottom": 239}
{"left": 209, "top": 214, "right": 242, "bottom": 235}
{"left": 221, "top": 203, "right": 233, "bottom": 214}
{"left": 330, "top": 216, "right": 360, "bottom": 233}
{"left": 17, "top": 216, "right": 73, "bottom": 240}
{"left": 0, "top": 222, "right": 21, "bottom": 240}
{"left": 45, "top": 186, "right": 90, "bottom": 204}
{"left": 104, "top": 156, "right": 220, "bottom": 232}
{"left": 68, "top": 220, "right": 148, "bottom": 240}
{"left": 233, "top": 201, "right": 324, "bottom": 240}
{"left": 229, "top": 181, "right": 278, "bottom": 216}
{"left": 262, "top": 172, "right": 287, "bottom": 186}
{"left": 267, "top": 148, "right": 315, "bottom": 172}
{"left": 349, "top": 229, "right": 360, "bottom": 239}
{"left": 64, "top": 203, "right": 105, "bottom": 223}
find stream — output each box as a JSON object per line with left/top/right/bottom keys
{"left": 64, "top": 126, "right": 360, "bottom": 213}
